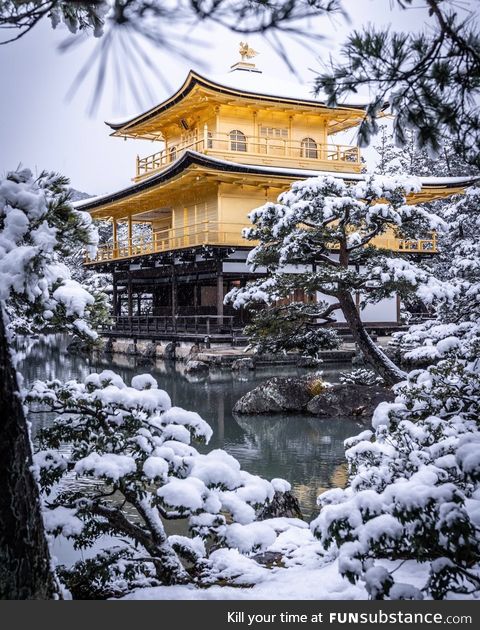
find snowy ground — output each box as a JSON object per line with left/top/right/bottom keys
{"left": 120, "top": 558, "right": 432, "bottom": 600}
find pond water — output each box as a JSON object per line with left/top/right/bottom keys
{"left": 18, "top": 336, "right": 364, "bottom": 522}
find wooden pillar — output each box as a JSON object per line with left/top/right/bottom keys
{"left": 127, "top": 277, "right": 133, "bottom": 317}
{"left": 216, "top": 264, "right": 224, "bottom": 320}
{"left": 112, "top": 274, "right": 118, "bottom": 317}
{"left": 112, "top": 217, "right": 118, "bottom": 258}
{"left": 163, "top": 134, "right": 168, "bottom": 167}
{"left": 215, "top": 106, "right": 220, "bottom": 143}
{"left": 288, "top": 115, "right": 293, "bottom": 157}
{"left": 127, "top": 214, "right": 132, "bottom": 256}
{"left": 203, "top": 123, "right": 208, "bottom": 150}
{"left": 171, "top": 266, "right": 177, "bottom": 318}
{"left": 193, "top": 274, "right": 199, "bottom": 310}
{"left": 137, "top": 293, "right": 142, "bottom": 316}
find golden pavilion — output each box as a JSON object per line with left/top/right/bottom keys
{"left": 78, "top": 47, "right": 473, "bottom": 338}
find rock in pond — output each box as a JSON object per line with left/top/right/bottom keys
{"left": 140, "top": 341, "right": 156, "bottom": 358}
{"left": 233, "top": 376, "right": 395, "bottom": 419}
{"left": 257, "top": 490, "right": 303, "bottom": 521}
{"left": 306, "top": 384, "right": 395, "bottom": 418}
{"left": 67, "top": 339, "right": 94, "bottom": 355}
{"left": 233, "top": 376, "right": 313, "bottom": 414}
{"left": 231, "top": 357, "right": 255, "bottom": 371}
{"left": 184, "top": 360, "right": 209, "bottom": 375}
{"left": 296, "top": 356, "right": 322, "bottom": 368}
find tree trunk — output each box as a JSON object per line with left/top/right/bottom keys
{"left": 0, "top": 314, "right": 58, "bottom": 599}
{"left": 135, "top": 498, "right": 190, "bottom": 585}
{"left": 337, "top": 290, "right": 406, "bottom": 386}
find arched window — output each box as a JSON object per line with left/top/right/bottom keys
{"left": 229, "top": 129, "right": 247, "bottom": 152}
{"left": 169, "top": 146, "right": 177, "bottom": 162}
{"left": 301, "top": 137, "right": 318, "bottom": 159}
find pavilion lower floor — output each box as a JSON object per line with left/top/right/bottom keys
{"left": 111, "top": 260, "right": 253, "bottom": 323}
{"left": 92, "top": 245, "right": 407, "bottom": 342}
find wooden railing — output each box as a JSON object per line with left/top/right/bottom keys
{"left": 86, "top": 221, "right": 437, "bottom": 264}
{"left": 86, "top": 221, "right": 250, "bottom": 263}
{"left": 374, "top": 234, "right": 437, "bottom": 253}
{"left": 100, "top": 315, "right": 236, "bottom": 337}
{"left": 135, "top": 133, "right": 361, "bottom": 179}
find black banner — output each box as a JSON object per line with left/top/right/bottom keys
{"left": 1, "top": 600, "right": 479, "bottom": 630}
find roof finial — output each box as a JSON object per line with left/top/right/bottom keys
{"left": 230, "top": 42, "right": 262, "bottom": 74}
{"left": 239, "top": 41, "right": 259, "bottom": 62}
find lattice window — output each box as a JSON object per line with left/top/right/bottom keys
{"left": 301, "top": 137, "right": 318, "bottom": 159}
{"left": 259, "top": 126, "right": 288, "bottom": 138}
{"left": 229, "top": 129, "right": 247, "bottom": 152}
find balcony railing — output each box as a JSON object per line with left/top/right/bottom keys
{"left": 135, "top": 133, "right": 361, "bottom": 179}
{"left": 85, "top": 221, "right": 251, "bottom": 264}
{"left": 85, "top": 220, "right": 438, "bottom": 264}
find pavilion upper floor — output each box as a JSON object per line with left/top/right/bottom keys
{"left": 106, "top": 70, "right": 369, "bottom": 182}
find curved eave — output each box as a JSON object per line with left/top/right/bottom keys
{"left": 75, "top": 151, "right": 477, "bottom": 215}
{"left": 105, "top": 70, "right": 372, "bottom": 137}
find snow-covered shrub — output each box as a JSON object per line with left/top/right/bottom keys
{"left": 311, "top": 355, "right": 480, "bottom": 599}
{"left": 0, "top": 168, "right": 108, "bottom": 340}
{"left": 27, "top": 371, "right": 294, "bottom": 597}
{"left": 339, "top": 369, "right": 384, "bottom": 386}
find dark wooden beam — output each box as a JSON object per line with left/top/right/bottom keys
{"left": 171, "top": 265, "right": 178, "bottom": 318}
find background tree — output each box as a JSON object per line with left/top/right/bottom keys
{"left": 316, "top": 0, "right": 480, "bottom": 168}
{"left": 372, "top": 124, "right": 478, "bottom": 324}
{"left": 390, "top": 185, "right": 480, "bottom": 365}
{"left": 374, "top": 123, "right": 478, "bottom": 178}
{"left": 227, "top": 174, "right": 446, "bottom": 385}
{"left": 0, "top": 168, "right": 106, "bottom": 598}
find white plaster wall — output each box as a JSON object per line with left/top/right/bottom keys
{"left": 316, "top": 292, "right": 398, "bottom": 324}
{"left": 359, "top": 296, "right": 398, "bottom": 323}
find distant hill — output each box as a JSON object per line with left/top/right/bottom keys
{"left": 69, "top": 188, "right": 92, "bottom": 202}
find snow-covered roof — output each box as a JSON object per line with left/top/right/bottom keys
{"left": 74, "top": 150, "right": 478, "bottom": 213}
{"left": 105, "top": 70, "right": 371, "bottom": 134}
{"left": 207, "top": 69, "right": 371, "bottom": 107}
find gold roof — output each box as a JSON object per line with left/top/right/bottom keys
{"left": 105, "top": 70, "right": 372, "bottom": 140}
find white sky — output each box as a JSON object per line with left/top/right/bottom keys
{"left": 0, "top": 1, "right": 473, "bottom": 195}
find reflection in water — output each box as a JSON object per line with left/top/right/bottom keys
{"left": 18, "top": 336, "right": 362, "bottom": 520}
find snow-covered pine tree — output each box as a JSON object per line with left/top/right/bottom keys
{"left": 227, "top": 174, "right": 446, "bottom": 385}
{"left": 0, "top": 168, "right": 106, "bottom": 598}
{"left": 316, "top": 2, "right": 480, "bottom": 170}
{"left": 0, "top": 170, "right": 108, "bottom": 339}
{"left": 374, "top": 124, "right": 478, "bottom": 179}
{"left": 28, "top": 370, "right": 296, "bottom": 598}
{"left": 374, "top": 124, "right": 435, "bottom": 177}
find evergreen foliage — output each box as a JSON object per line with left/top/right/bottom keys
{"left": 28, "top": 371, "right": 295, "bottom": 597}
{"left": 316, "top": 1, "right": 480, "bottom": 168}
{"left": 0, "top": 168, "right": 108, "bottom": 340}
{"left": 312, "top": 355, "right": 480, "bottom": 599}
{"left": 227, "top": 174, "right": 445, "bottom": 384}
